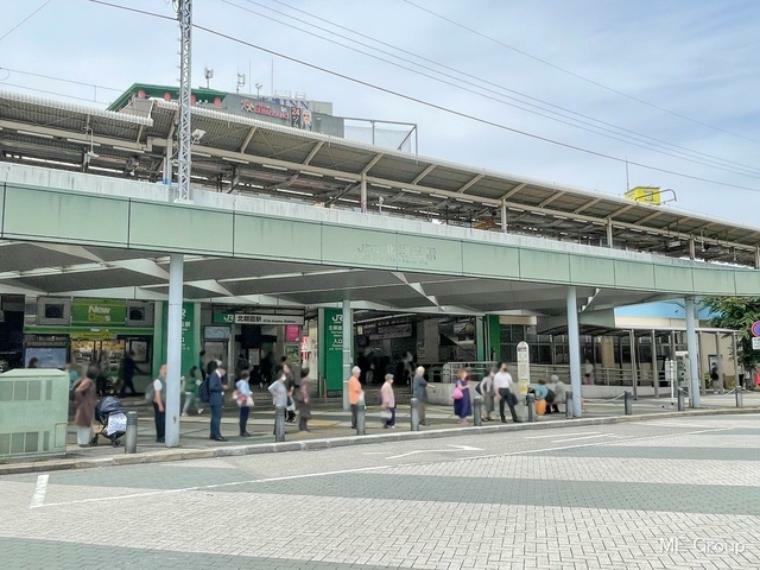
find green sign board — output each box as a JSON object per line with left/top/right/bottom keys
{"left": 71, "top": 298, "right": 126, "bottom": 325}
{"left": 318, "top": 308, "right": 343, "bottom": 395}
{"left": 158, "top": 302, "right": 198, "bottom": 377}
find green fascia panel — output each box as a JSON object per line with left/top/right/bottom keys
{"left": 0, "top": 184, "right": 5, "bottom": 236}
{"left": 396, "top": 233, "right": 462, "bottom": 274}
{"left": 129, "top": 202, "right": 233, "bottom": 254}
{"left": 3, "top": 186, "right": 128, "bottom": 246}
{"left": 569, "top": 256, "right": 615, "bottom": 287}
{"left": 322, "top": 226, "right": 398, "bottom": 269}
{"left": 614, "top": 260, "right": 655, "bottom": 290}
{"left": 734, "top": 271, "right": 760, "bottom": 296}
{"left": 462, "top": 242, "right": 520, "bottom": 278}
{"left": 519, "top": 249, "right": 570, "bottom": 282}
{"left": 654, "top": 265, "right": 694, "bottom": 293}
{"left": 234, "top": 214, "right": 321, "bottom": 261}
{"left": 692, "top": 267, "right": 736, "bottom": 295}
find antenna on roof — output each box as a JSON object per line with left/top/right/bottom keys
{"left": 203, "top": 67, "right": 214, "bottom": 89}
{"left": 236, "top": 72, "right": 246, "bottom": 94}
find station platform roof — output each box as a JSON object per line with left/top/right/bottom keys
{"left": 0, "top": 89, "right": 757, "bottom": 271}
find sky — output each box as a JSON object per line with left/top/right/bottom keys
{"left": 1, "top": 0, "right": 759, "bottom": 226}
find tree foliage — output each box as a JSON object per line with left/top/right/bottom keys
{"left": 703, "top": 296, "right": 760, "bottom": 370}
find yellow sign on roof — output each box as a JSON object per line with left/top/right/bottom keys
{"left": 625, "top": 186, "right": 661, "bottom": 206}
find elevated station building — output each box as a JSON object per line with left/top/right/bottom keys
{"left": 0, "top": 89, "right": 756, "bottom": 415}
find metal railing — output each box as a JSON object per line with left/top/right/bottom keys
{"left": 432, "top": 361, "right": 649, "bottom": 388}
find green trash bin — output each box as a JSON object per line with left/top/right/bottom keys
{"left": 0, "top": 368, "right": 69, "bottom": 459}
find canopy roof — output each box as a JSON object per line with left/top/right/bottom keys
{"left": 0, "top": 89, "right": 756, "bottom": 267}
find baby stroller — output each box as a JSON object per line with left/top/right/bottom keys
{"left": 93, "top": 395, "right": 127, "bottom": 447}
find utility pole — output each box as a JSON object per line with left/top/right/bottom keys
{"left": 165, "top": 0, "right": 193, "bottom": 448}
{"left": 176, "top": 0, "right": 192, "bottom": 203}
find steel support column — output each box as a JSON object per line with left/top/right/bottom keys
{"left": 732, "top": 331, "right": 740, "bottom": 389}
{"left": 606, "top": 219, "right": 614, "bottom": 248}
{"left": 360, "top": 173, "right": 367, "bottom": 213}
{"left": 651, "top": 329, "right": 659, "bottom": 398}
{"left": 629, "top": 330, "right": 638, "bottom": 399}
{"left": 685, "top": 296, "right": 701, "bottom": 408}
{"left": 500, "top": 200, "right": 508, "bottom": 233}
{"left": 165, "top": 253, "right": 184, "bottom": 447}
{"left": 341, "top": 299, "right": 353, "bottom": 411}
{"left": 566, "top": 286, "right": 582, "bottom": 417}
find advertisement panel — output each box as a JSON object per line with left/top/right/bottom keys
{"left": 71, "top": 298, "right": 126, "bottom": 325}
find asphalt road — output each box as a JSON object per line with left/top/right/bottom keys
{"left": 1, "top": 413, "right": 759, "bottom": 569}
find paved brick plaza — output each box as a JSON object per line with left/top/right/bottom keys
{"left": 1, "top": 413, "right": 758, "bottom": 569}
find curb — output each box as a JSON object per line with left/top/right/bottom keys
{"left": 2, "top": 407, "right": 758, "bottom": 476}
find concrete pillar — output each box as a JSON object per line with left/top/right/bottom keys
{"left": 500, "top": 200, "right": 508, "bottom": 234}
{"left": 566, "top": 286, "right": 582, "bottom": 417}
{"left": 341, "top": 299, "right": 353, "bottom": 411}
{"left": 651, "top": 330, "right": 659, "bottom": 398}
{"left": 755, "top": 246, "right": 760, "bottom": 269}
{"left": 606, "top": 219, "right": 614, "bottom": 248}
{"left": 688, "top": 237, "right": 696, "bottom": 260}
{"left": 629, "top": 330, "right": 638, "bottom": 399}
{"left": 360, "top": 173, "right": 368, "bottom": 213}
{"left": 685, "top": 296, "right": 701, "bottom": 408}
{"left": 165, "top": 253, "right": 184, "bottom": 447}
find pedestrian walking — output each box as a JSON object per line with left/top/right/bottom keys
{"left": 151, "top": 364, "right": 167, "bottom": 443}
{"left": 118, "top": 350, "right": 143, "bottom": 397}
{"left": 182, "top": 365, "right": 203, "bottom": 416}
{"left": 583, "top": 360, "right": 594, "bottom": 385}
{"left": 494, "top": 363, "right": 519, "bottom": 423}
{"left": 381, "top": 373, "right": 396, "bottom": 428}
{"left": 72, "top": 365, "right": 98, "bottom": 447}
{"left": 208, "top": 362, "right": 227, "bottom": 441}
{"left": 283, "top": 363, "right": 297, "bottom": 423}
{"left": 452, "top": 368, "right": 472, "bottom": 425}
{"left": 234, "top": 370, "right": 253, "bottom": 437}
{"left": 268, "top": 370, "right": 289, "bottom": 435}
{"left": 479, "top": 366, "right": 496, "bottom": 421}
{"left": 347, "top": 365, "right": 363, "bottom": 429}
{"left": 294, "top": 367, "right": 312, "bottom": 432}
{"left": 412, "top": 366, "right": 429, "bottom": 425}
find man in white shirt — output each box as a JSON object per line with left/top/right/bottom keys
{"left": 493, "top": 363, "right": 519, "bottom": 423}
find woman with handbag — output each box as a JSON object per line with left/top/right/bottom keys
{"left": 452, "top": 368, "right": 472, "bottom": 425}
{"left": 380, "top": 373, "right": 396, "bottom": 429}
{"left": 234, "top": 370, "right": 254, "bottom": 437}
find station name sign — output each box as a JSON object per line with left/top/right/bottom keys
{"left": 213, "top": 310, "right": 304, "bottom": 326}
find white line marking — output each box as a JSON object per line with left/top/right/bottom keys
{"left": 29, "top": 474, "right": 49, "bottom": 509}
{"left": 386, "top": 444, "right": 483, "bottom": 460}
{"left": 525, "top": 431, "right": 598, "bottom": 440}
{"left": 32, "top": 465, "right": 390, "bottom": 509}
{"left": 553, "top": 434, "right": 614, "bottom": 444}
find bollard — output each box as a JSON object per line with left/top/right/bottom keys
{"left": 274, "top": 405, "right": 286, "bottom": 442}
{"left": 410, "top": 398, "right": 420, "bottom": 431}
{"left": 526, "top": 393, "right": 535, "bottom": 423}
{"left": 676, "top": 387, "right": 685, "bottom": 412}
{"left": 356, "top": 402, "right": 366, "bottom": 435}
{"left": 125, "top": 411, "right": 137, "bottom": 454}
{"left": 623, "top": 391, "right": 633, "bottom": 416}
{"left": 473, "top": 396, "right": 482, "bottom": 427}
{"left": 565, "top": 391, "right": 573, "bottom": 419}
{"left": 735, "top": 385, "right": 743, "bottom": 408}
